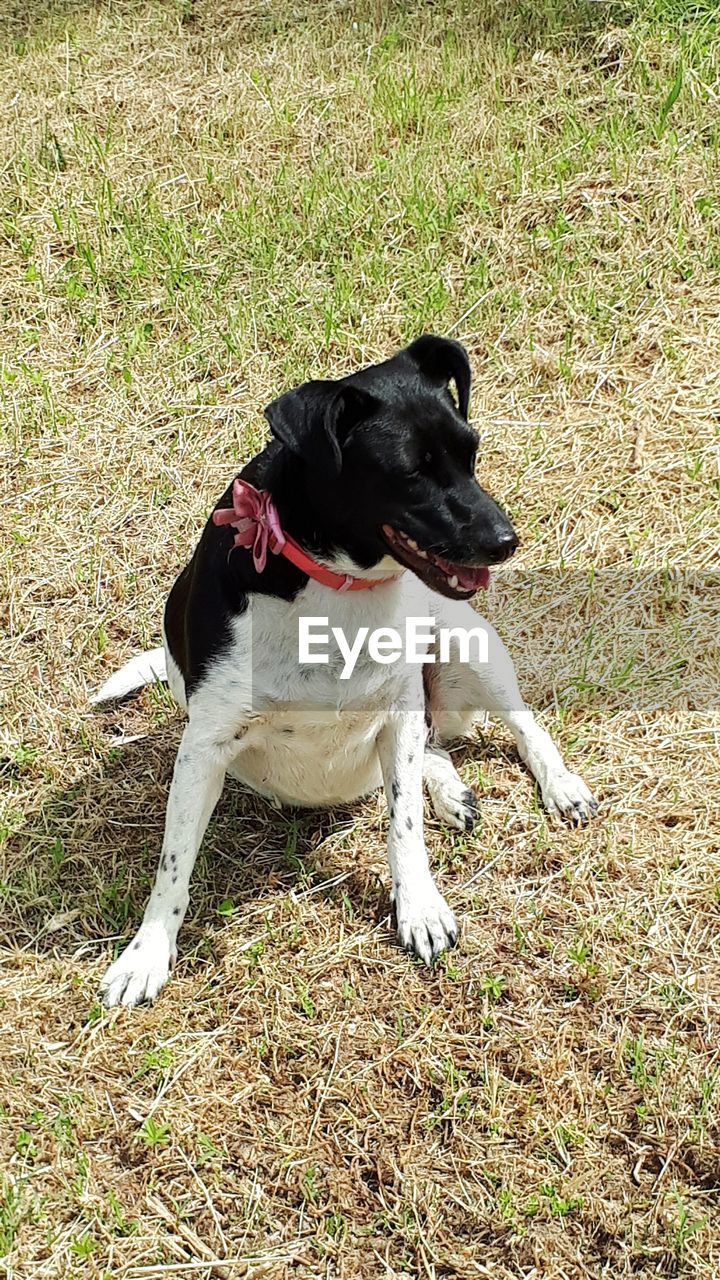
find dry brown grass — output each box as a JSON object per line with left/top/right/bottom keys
{"left": 2, "top": 1, "right": 720, "bottom": 1276}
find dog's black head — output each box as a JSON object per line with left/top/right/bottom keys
{"left": 263, "top": 335, "right": 518, "bottom": 600}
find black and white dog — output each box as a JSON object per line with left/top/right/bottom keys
{"left": 93, "top": 336, "right": 597, "bottom": 1008}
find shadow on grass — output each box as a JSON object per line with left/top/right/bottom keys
{"left": 0, "top": 725, "right": 385, "bottom": 965}
{"left": 4, "top": 565, "right": 714, "bottom": 965}
{"left": 2, "top": 705, "right": 535, "bottom": 986}
{"left": 5, "top": 0, "right": 630, "bottom": 55}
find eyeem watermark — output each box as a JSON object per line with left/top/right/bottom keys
{"left": 299, "top": 616, "right": 489, "bottom": 679}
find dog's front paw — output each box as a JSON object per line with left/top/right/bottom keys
{"left": 394, "top": 880, "right": 459, "bottom": 965}
{"left": 427, "top": 776, "right": 479, "bottom": 832}
{"left": 100, "top": 922, "right": 175, "bottom": 1008}
{"left": 541, "top": 770, "right": 598, "bottom": 826}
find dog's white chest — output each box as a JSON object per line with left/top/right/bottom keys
{"left": 200, "top": 578, "right": 426, "bottom": 807}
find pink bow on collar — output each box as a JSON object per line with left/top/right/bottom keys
{"left": 212, "top": 478, "right": 286, "bottom": 573}
{"left": 212, "top": 476, "right": 399, "bottom": 592}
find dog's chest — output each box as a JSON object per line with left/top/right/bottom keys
{"left": 247, "top": 579, "right": 417, "bottom": 705}
{"left": 204, "top": 578, "right": 425, "bottom": 806}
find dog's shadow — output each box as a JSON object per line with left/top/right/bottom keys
{"left": 8, "top": 0, "right": 624, "bottom": 51}
{"left": 2, "top": 719, "right": 388, "bottom": 969}
{"left": 4, "top": 710, "right": 528, "bottom": 978}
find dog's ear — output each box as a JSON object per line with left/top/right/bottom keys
{"left": 406, "top": 335, "right": 471, "bottom": 419}
{"left": 264, "top": 380, "right": 376, "bottom": 472}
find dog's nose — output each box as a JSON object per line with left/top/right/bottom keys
{"left": 486, "top": 527, "right": 519, "bottom": 564}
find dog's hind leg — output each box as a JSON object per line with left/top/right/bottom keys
{"left": 423, "top": 744, "right": 478, "bottom": 832}
{"left": 427, "top": 601, "right": 598, "bottom": 825}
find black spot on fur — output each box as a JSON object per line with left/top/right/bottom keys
{"left": 462, "top": 787, "right": 479, "bottom": 831}
{"left": 173, "top": 907, "right": 180, "bottom": 916}
{"left": 406, "top": 816, "right": 413, "bottom": 830}
{"left": 392, "top": 781, "right": 401, "bottom": 801}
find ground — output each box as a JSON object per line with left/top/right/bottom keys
{"left": 1, "top": 1, "right": 719, "bottom": 1277}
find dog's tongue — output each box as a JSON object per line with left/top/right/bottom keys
{"left": 456, "top": 565, "right": 490, "bottom": 591}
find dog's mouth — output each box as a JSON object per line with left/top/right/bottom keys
{"left": 381, "top": 525, "right": 491, "bottom": 599}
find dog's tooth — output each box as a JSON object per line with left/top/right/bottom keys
{"left": 417, "top": 549, "right": 428, "bottom": 559}
{"left": 407, "top": 538, "right": 419, "bottom": 550}
{"left": 448, "top": 575, "right": 459, "bottom": 589}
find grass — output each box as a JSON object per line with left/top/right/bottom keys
{"left": 1, "top": 0, "right": 720, "bottom": 1276}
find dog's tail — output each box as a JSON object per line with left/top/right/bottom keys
{"left": 90, "top": 646, "right": 167, "bottom": 705}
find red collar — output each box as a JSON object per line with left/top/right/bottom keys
{"left": 212, "top": 477, "right": 401, "bottom": 593}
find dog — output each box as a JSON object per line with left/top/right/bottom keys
{"left": 93, "top": 335, "right": 598, "bottom": 1007}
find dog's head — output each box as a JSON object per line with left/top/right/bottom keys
{"left": 264, "top": 335, "right": 518, "bottom": 599}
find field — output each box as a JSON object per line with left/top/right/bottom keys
{"left": 1, "top": 0, "right": 719, "bottom": 1276}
